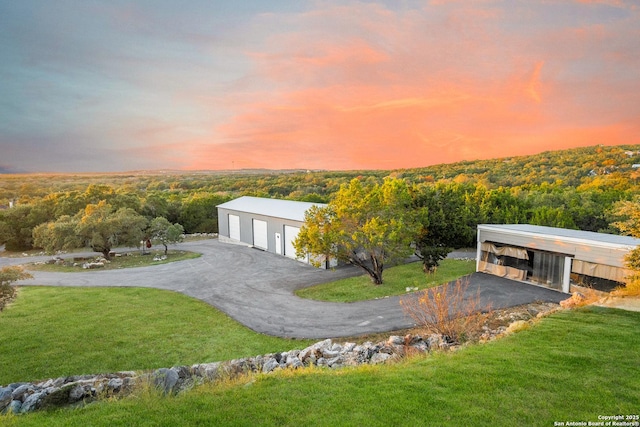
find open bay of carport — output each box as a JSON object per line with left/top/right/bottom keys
{"left": 12, "top": 239, "right": 568, "bottom": 339}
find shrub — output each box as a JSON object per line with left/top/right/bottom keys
{"left": 0, "top": 265, "right": 33, "bottom": 310}
{"left": 613, "top": 276, "right": 640, "bottom": 297}
{"left": 400, "top": 278, "right": 489, "bottom": 344}
{"left": 613, "top": 247, "right": 640, "bottom": 296}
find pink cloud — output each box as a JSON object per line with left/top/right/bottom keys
{"left": 183, "top": 1, "right": 639, "bottom": 171}
{"left": 574, "top": 0, "right": 626, "bottom": 7}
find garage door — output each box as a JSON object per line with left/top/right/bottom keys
{"left": 229, "top": 214, "right": 240, "bottom": 241}
{"left": 284, "top": 225, "right": 301, "bottom": 259}
{"left": 253, "top": 219, "right": 268, "bottom": 250}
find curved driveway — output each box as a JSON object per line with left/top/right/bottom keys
{"left": 8, "top": 240, "right": 567, "bottom": 339}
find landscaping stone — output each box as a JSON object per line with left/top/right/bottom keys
{"left": 107, "top": 378, "right": 123, "bottom": 393}
{"left": 0, "top": 384, "right": 21, "bottom": 411}
{"left": 427, "top": 334, "right": 444, "bottom": 349}
{"left": 172, "top": 365, "right": 191, "bottom": 380}
{"left": 342, "top": 342, "right": 356, "bottom": 353}
{"left": 330, "top": 343, "right": 342, "bottom": 352}
{"left": 40, "top": 384, "right": 73, "bottom": 407}
{"left": 8, "top": 400, "right": 22, "bottom": 414}
{"left": 193, "top": 362, "right": 221, "bottom": 380}
{"left": 286, "top": 355, "right": 303, "bottom": 369}
{"left": 388, "top": 335, "right": 404, "bottom": 345}
{"left": 322, "top": 349, "right": 340, "bottom": 359}
{"left": 370, "top": 352, "right": 392, "bottom": 364}
{"left": 326, "top": 356, "right": 343, "bottom": 368}
{"left": 20, "top": 391, "right": 44, "bottom": 413}
{"left": 0, "top": 387, "right": 11, "bottom": 407}
{"left": 11, "top": 384, "right": 30, "bottom": 401}
{"left": 68, "top": 384, "right": 88, "bottom": 402}
{"left": 411, "top": 341, "right": 429, "bottom": 352}
{"left": 262, "top": 358, "right": 279, "bottom": 373}
{"left": 39, "top": 379, "right": 54, "bottom": 388}
{"left": 154, "top": 368, "right": 179, "bottom": 395}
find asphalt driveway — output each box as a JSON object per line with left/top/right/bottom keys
{"left": 10, "top": 239, "right": 568, "bottom": 339}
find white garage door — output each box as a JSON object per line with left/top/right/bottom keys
{"left": 228, "top": 214, "right": 240, "bottom": 241}
{"left": 253, "top": 219, "right": 268, "bottom": 250}
{"left": 284, "top": 225, "right": 301, "bottom": 259}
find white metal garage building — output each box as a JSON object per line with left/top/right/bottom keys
{"left": 476, "top": 224, "right": 640, "bottom": 293}
{"left": 217, "top": 196, "right": 335, "bottom": 268}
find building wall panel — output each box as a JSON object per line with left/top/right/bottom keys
{"left": 478, "top": 228, "right": 628, "bottom": 267}
{"left": 217, "top": 208, "right": 230, "bottom": 238}
{"left": 216, "top": 205, "right": 315, "bottom": 264}
{"left": 217, "top": 197, "right": 340, "bottom": 268}
{"left": 252, "top": 219, "right": 268, "bottom": 250}
{"left": 228, "top": 214, "right": 240, "bottom": 240}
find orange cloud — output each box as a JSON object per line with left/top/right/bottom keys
{"left": 526, "top": 61, "right": 544, "bottom": 103}
{"left": 182, "top": 2, "right": 639, "bottom": 171}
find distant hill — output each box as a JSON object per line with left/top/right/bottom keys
{"left": 0, "top": 164, "right": 26, "bottom": 174}
{"left": 395, "top": 144, "right": 640, "bottom": 188}
{"left": 2, "top": 144, "right": 640, "bottom": 252}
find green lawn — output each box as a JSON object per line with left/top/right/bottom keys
{"left": 295, "top": 259, "right": 476, "bottom": 302}
{"left": 5, "top": 307, "right": 639, "bottom": 426}
{"left": 0, "top": 287, "right": 314, "bottom": 385}
{"left": 27, "top": 250, "right": 201, "bottom": 272}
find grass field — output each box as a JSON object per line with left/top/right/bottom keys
{"left": 4, "top": 306, "right": 639, "bottom": 426}
{"left": 295, "top": 258, "right": 476, "bottom": 302}
{"left": 0, "top": 287, "right": 314, "bottom": 385}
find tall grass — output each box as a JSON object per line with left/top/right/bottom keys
{"left": 401, "top": 278, "right": 488, "bottom": 343}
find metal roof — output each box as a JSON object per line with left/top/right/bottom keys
{"left": 478, "top": 224, "right": 640, "bottom": 249}
{"left": 216, "top": 196, "right": 326, "bottom": 222}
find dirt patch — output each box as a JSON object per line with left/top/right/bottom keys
{"left": 594, "top": 295, "right": 640, "bottom": 312}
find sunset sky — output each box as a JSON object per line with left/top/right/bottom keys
{"left": 1, "top": 1, "right": 638, "bottom": 173}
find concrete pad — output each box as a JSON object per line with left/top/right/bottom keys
{"left": 594, "top": 296, "right": 640, "bottom": 312}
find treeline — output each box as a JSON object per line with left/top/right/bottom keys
{"left": 0, "top": 185, "right": 230, "bottom": 251}
{"left": 1, "top": 144, "right": 639, "bottom": 252}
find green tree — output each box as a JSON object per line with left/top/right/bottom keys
{"left": 0, "top": 205, "right": 38, "bottom": 251}
{"left": 111, "top": 191, "right": 142, "bottom": 212}
{"left": 612, "top": 197, "right": 640, "bottom": 238}
{"left": 141, "top": 193, "right": 170, "bottom": 220}
{"left": 0, "top": 218, "right": 10, "bottom": 246}
{"left": 51, "top": 191, "right": 86, "bottom": 218}
{"left": 612, "top": 197, "right": 640, "bottom": 295}
{"left": 412, "top": 187, "right": 452, "bottom": 273}
{"left": 412, "top": 183, "right": 479, "bottom": 272}
{"left": 479, "top": 187, "right": 529, "bottom": 224}
{"left": 149, "top": 217, "right": 185, "bottom": 255}
{"left": 33, "top": 215, "right": 82, "bottom": 254}
{"left": 178, "top": 193, "right": 229, "bottom": 233}
{"left": 295, "top": 178, "right": 419, "bottom": 285}
{"left": 529, "top": 206, "right": 576, "bottom": 229}
{"left": 76, "top": 202, "right": 148, "bottom": 259}
{"left": 82, "top": 184, "right": 116, "bottom": 205}
{"left": 34, "top": 201, "right": 148, "bottom": 259}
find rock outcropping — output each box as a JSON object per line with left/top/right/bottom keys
{"left": 0, "top": 334, "right": 448, "bottom": 415}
